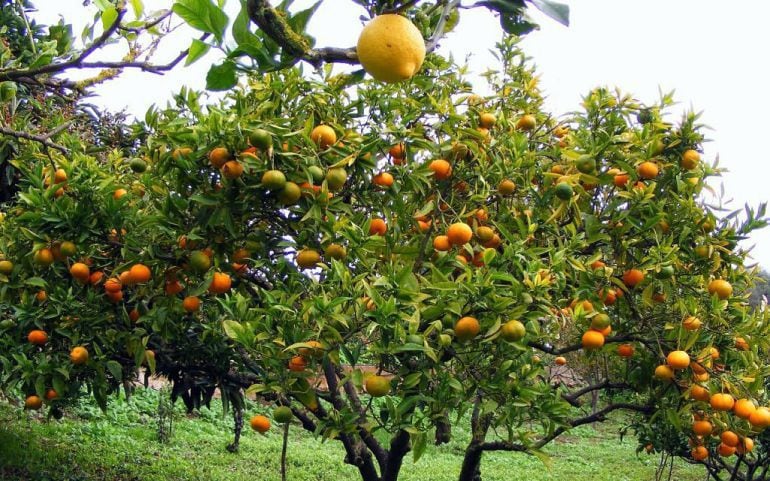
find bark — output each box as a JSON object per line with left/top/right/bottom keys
{"left": 382, "top": 430, "right": 410, "bottom": 481}
{"left": 226, "top": 406, "right": 243, "bottom": 452}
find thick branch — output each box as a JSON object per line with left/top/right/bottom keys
{"left": 562, "top": 380, "right": 632, "bottom": 407}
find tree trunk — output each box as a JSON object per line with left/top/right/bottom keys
{"left": 458, "top": 444, "right": 483, "bottom": 481}
{"left": 226, "top": 406, "right": 243, "bottom": 452}
{"left": 382, "top": 430, "right": 410, "bottom": 481}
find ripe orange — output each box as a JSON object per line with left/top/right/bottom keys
{"left": 718, "top": 443, "right": 736, "bottom": 457}
{"left": 28, "top": 329, "right": 48, "bottom": 345}
{"left": 636, "top": 161, "right": 659, "bottom": 179}
{"left": 735, "top": 337, "right": 750, "bottom": 351}
{"left": 721, "top": 431, "right": 739, "bottom": 448}
{"left": 681, "top": 149, "right": 700, "bottom": 170}
{"left": 69, "top": 262, "right": 90, "bottom": 281}
{"left": 690, "top": 384, "right": 710, "bottom": 402}
{"left": 734, "top": 398, "right": 757, "bottom": 419}
{"left": 298, "top": 340, "right": 324, "bottom": 359}
{"left": 599, "top": 288, "right": 616, "bottom": 306}
{"left": 88, "top": 271, "right": 104, "bottom": 286}
{"left": 554, "top": 356, "right": 567, "bottom": 366}
{"left": 454, "top": 316, "right": 480, "bottom": 342}
{"left": 499, "top": 320, "right": 526, "bottom": 342}
{"left": 25, "top": 395, "right": 43, "bottom": 410}
{"left": 129, "top": 309, "right": 140, "bottom": 322}
{"left": 429, "top": 159, "right": 452, "bottom": 180}
{"left": 389, "top": 143, "right": 405, "bottom": 159}
{"left": 0, "top": 260, "right": 13, "bottom": 275}
{"left": 737, "top": 437, "right": 754, "bottom": 454}
{"left": 516, "top": 114, "right": 536, "bottom": 131}
{"left": 104, "top": 277, "right": 122, "bottom": 293}
{"left": 479, "top": 112, "right": 496, "bottom": 128}
{"left": 373, "top": 172, "right": 394, "bottom": 188}
{"left": 113, "top": 188, "right": 128, "bottom": 200}
{"left": 208, "top": 147, "right": 231, "bottom": 168}
{"left": 447, "top": 222, "right": 473, "bottom": 246}
{"left": 365, "top": 375, "right": 391, "bottom": 397}
{"left": 164, "top": 279, "right": 184, "bottom": 296}
{"left": 617, "top": 344, "right": 634, "bottom": 358}
{"left": 707, "top": 279, "right": 732, "bottom": 299}
{"left": 250, "top": 414, "right": 270, "bottom": 433}
{"left": 613, "top": 173, "right": 629, "bottom": 188}
{"left": 106, "top": 290, "right": 124, "bottom": 303}
{"left": 53, "top": 168, "right": 67, "bottom": 184}
{"left": 222, "top": 160, "right": 244, "bottom": 179}
{"left": 369, "top": 218, "right": 387, "bottom": 236}
{"left": 692, "top": 420, "right": 713, "bottom": 436}
{"left": 44, "top": 389, "right": 59, "bottom": 401}
{"left": 581, "top": 330, "right": 605, "bottom": 350}
{"left": 182, "top": 296, "right": 201, "bottom": 313}
{"left": 667, "top": 350, "right": 690, "bottom": 369}
{"left": 208, "top": 272, "right": 232, "bottom": 294}
{"left": 498, "top": 179, "right": 516, "bottom": 195}
{"left": 310, "top": 125, "right": 337, "bottom": 149}
{"left": 682, "top": 316, "right": 702, "bottom": 331}
{"left": 691, "top": 445, "right": 708, "bottom": 461}
{"left": 35, "top": 290, "right": 47, "bottom": 302}
{"left": 433, "top": 235, "right": 451, "bottom": 252}
{"left": 33, "top": 248, "right": 54, "bottom": 267}
{"left": 129, "top": 264, "right": 152, "bottom": 284}
{"left": 288, "top": 355, "right": 307, "bottom": 372}
{"left": 710, "top": 392, "right": 735, "bottom": 411}
{"left": 654, "top": 364, "right": 674, "bottom": 381}
{"left": 296, "top": 249, "right": 321, "bottom": 269}
{"left": 622, "top": 269, "right": 645, "bottom": 288}
{"left": 750, "top": 407, "right": 770, "bottom": 428}
{"left": 70, "top": 346, "right": 89, "bottom": 365}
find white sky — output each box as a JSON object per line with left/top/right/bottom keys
{"left": 34, "top": 0, "right": 770, "bottom": 268}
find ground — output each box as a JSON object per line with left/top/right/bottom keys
{"left": 0, "top": 388, "right": 703, "bottom": 481}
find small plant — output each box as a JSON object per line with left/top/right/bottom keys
{"left": 156, "top": 386, "right": 174, "bottom": 444}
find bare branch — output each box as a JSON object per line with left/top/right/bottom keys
{"left": 425, "top": 0, "right": 461, "bottom": 52}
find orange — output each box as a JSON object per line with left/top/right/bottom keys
{"left": 691, "top": 445, "right": 708, "bottom": 461}
{"left": 667, "top": 350, "right": 690, "bottom": 369}
{"left": 250, "top": 414, "right": 270, "bottom": 433}
{"left": 221, "top": 160, "right": 244, "bottom": 179}
{"left": 53, "top": 168, "right": 67, "bottom": 184}
{"left": 735, "top": 337, "right": 750, "bottom": 351}
{"left": 454, "top": 316, "right": 480, "bottom": 342}
{"left": 129, "top": 309, "right": 140, "bottom": 322}
{"left": 325, "top": 168, "right": 347, "bottom": 191}
{"left": 681, "top": 149, "right": 700, "bottom": 170}
{"left": 35, "top": 290, "right": 47, "bottom": 302}
{"left": 88, "top": 271, "right": 104, "bottom": 286}
{"left": 750, "top": 407, "right": 770, "bottom": 428}
{"left": 498, "top": 179, "right": 516, "bottom": 195}
{"left": 718, "top": 443, "right": 736, "bottom": 457}
{"left": 475, "top": 226, "right": 495, "bottom": 243}
{"left": 554, "top": 356, "right": 567, "bottom": 366}
{"left": 690, "top": 385, "right": 710, "bottom": 402}
{"left": 310, "top": 125, "right": 336, "bottom": 149}
{"left": 734, "top": 398, "right": 756, "bottom": 419}
{"left": 516, "top": 114, "right": 536, "bottom": 131}
{"left": 261, "top": 170, "right": 287, "bottom": 190}
{"left": 429, "top": 159, "right": 452, "bottom": 180}
{"left": 28, "top": 329, "right": 48, "bottom": 345}
{"left": 129, "top": 264, "right": 152, "bottom": 284}
{"left": 682, "top": 316, "right": 702, "bottom": 331}
{"left": 388, "top": 143, "right": 405, "bottom": 159}
{"left": 479, "top": 112, "right": 496, "bottom": 128}
{"left": 356, "top": 14, "right": 425, "bottom": 83}
{"left": 447, "top": 222, "right": 473, "bottom": 246}
{"left": 373, "top": 172, "right": 394, "bottom": 187}
{"left": 599, "top": 288, "right": 616, "bottom": 306}
{"left": 721, "top": 431, "right": 739, "bottom": 448}
{"left": 692, "top": 420, "right": 713, "bottom": 436}
{"left": 365, "top": 375, "right": 391, "bottom": 397}
{"left": 737, "top": 437, "right": 754, "bottom": 454}
{"left": 499, "top": 320, "right": 526, "bottom": 342}
{"left": 369, "top": 218, "right": 387, "bottom": 236}
{"left": 104, "top": 277, "right": 122, "bottom": 293}
{"left": 433, "top": 235, "right": 451, "bottom": 252}
{"left": 113, "top": 188, "right": 128, "bottom": 200}
{"left": 208, "top": 272, "right": 232, "bottom": 294}
{"left": 33, "top": 248, "right": 54, "bottom": 267}
{"left": 324, "top": 244, "right": 347, "bottom": 261}
{"left": 417, "top": 220, "right": 431, "bottom": 232}
{"left": 25, "top": 395, "right": 43, "bottom": 410}
{"left": 165, "top": 279, "right": 184, "bottom": 296}
{"left": 182, "top": 296, "right": 201, "bottom": 313}
{"left": 710, "top": 393, "right": 735, "bottom": 411}
{"left": 298, "top": 340, "right": 324, "bottom": 359}
{"left": 171, "top": 147, "right": 193, "bottom": 159}
{"left": 654, "top": 364, "right": 674, "bottom": 381}
{"left": 70, "top": 346, "right": 89, "bottom": 365}
{"left": 189, "top": 250, "right": 211, "bottom": 273}
{"left": 707, "top": 279, "right": 732, "bottom": 299}
{"left": 617, "top": 344, "right": 634, "bottom": 358}
{"left": 636, "top": 161, "right": 659, "bottom": 179}
{"left": 622, "top": 269, "right": 645, "bottom": 288}
{"left": 69, "top": 262, "right": 90, "bottom": 281}
{"left": 613, "top": 173, "right": 629, "bottom": 188}
{"left": 106, "top": 290, "right": 124, "bottom": 303}
{"left": 208, "top": 147, "right": 231, "bottom": 168}
{"left": 296, "top": 249, "right": 321, "bottom": 269}
{"left": 590, "top": 260, "right": 606, "bottom": 270}
{"left": 44, "top": 388, "right": 59, "bottom": 401}
{"left": 288, "top": 355, "right": 307, "bottom": 372}
{"left": 581, "top": 330, "right": 605, "bottom": 350}
{"left": 0, "top": 260, "right": 13, "bottom": 275}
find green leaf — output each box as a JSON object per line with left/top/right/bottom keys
{"left": 102, "top": 7, "right": 119, "bottom": 30}
{"left": 185, "top": 38, "right": 210, "bottom": 66}
{"left": 287, "top": 1, "right": 321, "bottom": 34}
{"left": 222, "top": 319, "right": 243, "bottom": 340}
{"left": 23, "top": 277, "right": 47, "bottom": 288}
{"left": 106, "top": 360, "right": 123, "bottom": 380}
{"left": 130, "top": 0, "right": 145, "bottom": 18}
{"left": 412, "top": 431, "right": 427, "bottom": 462}
{"left": 206, "top": 61, "right": 238, "bottom": 91}
{"left": 173, "top": 0, "right": 229, "bottom": 43}
{"left": 527, "top": 0, "right": 569, "bottom": 26}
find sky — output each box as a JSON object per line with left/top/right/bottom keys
{"left": 32, "top": 0, "right": 770, "bottom": 267}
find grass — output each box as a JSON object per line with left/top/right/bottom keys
{"left": 0, "top": 388, "right": 705, "bottom": 481}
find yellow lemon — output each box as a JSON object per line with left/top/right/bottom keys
{"left": 356, "top": 14, "right": 425, "bottom": 83}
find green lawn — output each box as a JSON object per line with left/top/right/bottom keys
{"left": 0, "top": 388, "right": 704, "bottom": 481}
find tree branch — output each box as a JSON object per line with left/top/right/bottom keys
{"left": 562, "top": 380, "right": 633, "bottom": 407}
{"left": 0, "top": 125, "right": 70, "bottom": 153}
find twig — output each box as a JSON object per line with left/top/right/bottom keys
{"left": 425, "top": 0, "right": 461, "bottom": 52}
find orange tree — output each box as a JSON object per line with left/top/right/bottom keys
{"left": 2, "top": 1, "right": 770, "bottom": 481}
